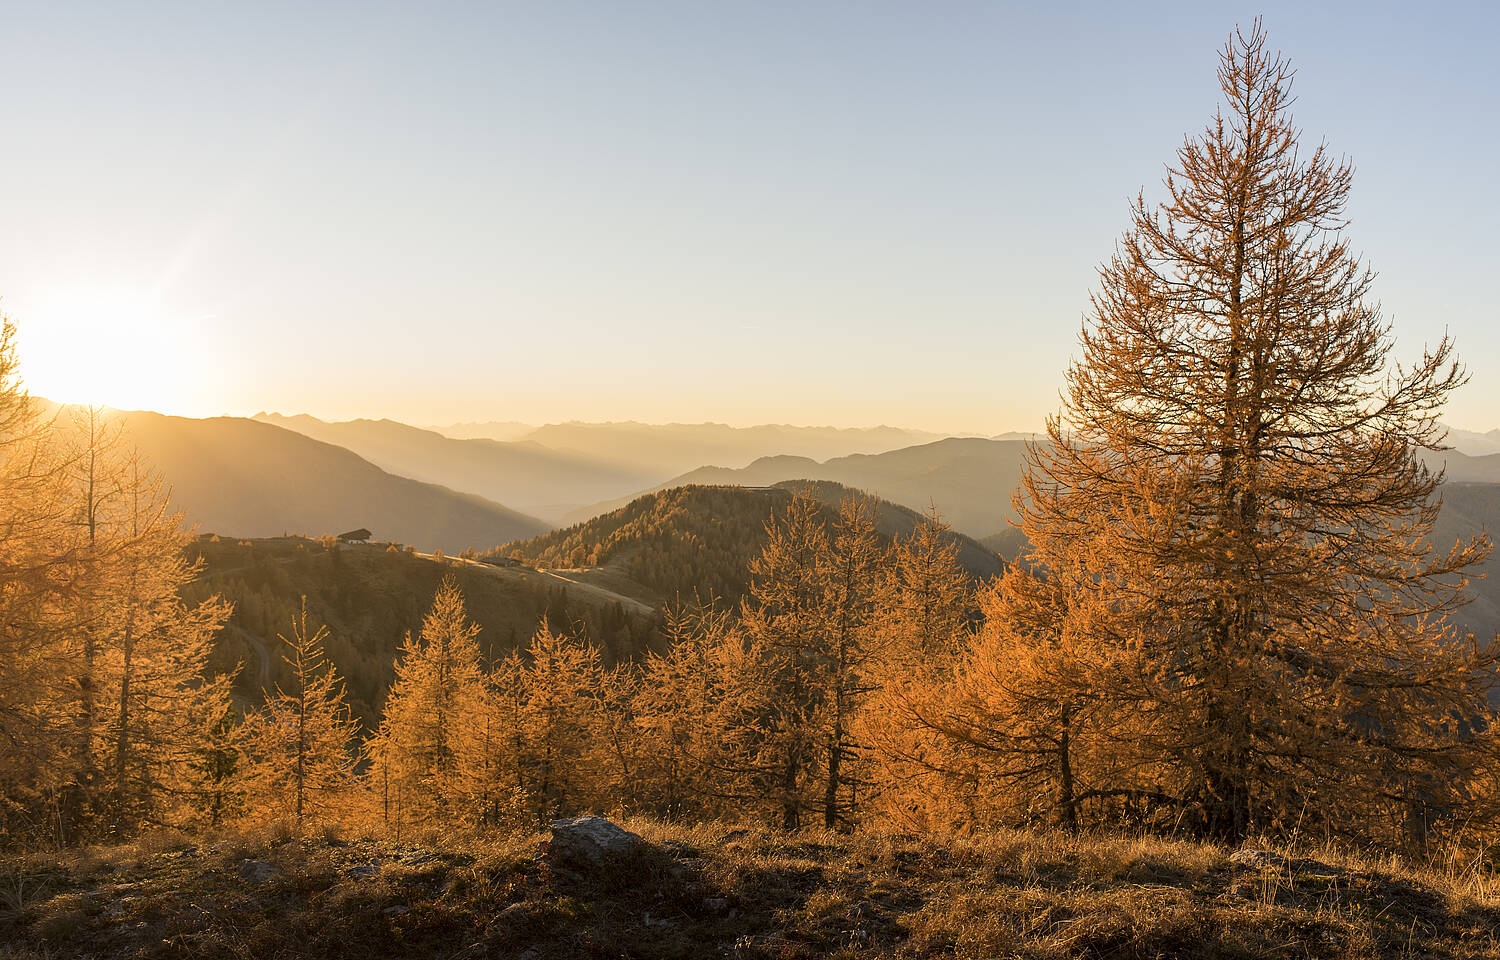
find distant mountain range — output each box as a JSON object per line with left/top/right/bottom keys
{"left": 561, "top": 436, "right": 1500, "bottom": 539}
{"left": 81, "top": 410, "right": 550, "bottom": 552}
{"left": 566, "top": 436, "right": 1032, "bottom": 536}
{"left": 508, "top": 421, "right": 950, "bottom": 479}
{"left": 253, "top": 413, "right": 655, "bottom": 522}
{"left": 1443, "top": 426, "right": 1500, "bottom": 458}
{"left": 426, "top": 420, "right": 535, "bottom": 442}
{"left": 423, "top": 419, "right": 952, "bottom": 476}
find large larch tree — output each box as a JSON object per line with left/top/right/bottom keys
{"left": 1010, "top": 22, "right": 1496, "bottom": 844}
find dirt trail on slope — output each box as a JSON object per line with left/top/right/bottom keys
{"left": 432, "top": 554, "right": 658, "bottom": 618}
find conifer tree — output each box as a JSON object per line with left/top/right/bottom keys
{"left": 1015, "top": 22, "right": 1496, "bottom": 843}
{"left": 857, "top": 510, "right": 975, "bottom": 830}
{"left": 0, "top": 320, "right": 82, "bottom": 837}
{"left": 505, "top": 624, "right": 610, "bottom": 821}
{"left": 740, "top": 494, "right": 833, "bottom": 829}
{"left": 241, "top": 598, "right": 359, "bottom": 825}
{"left": 883, "top": 508, "right": 975, "bottom": 660}
{"left": 0, "top": 329, "right": 236, "bottom": 841}
{"left": 92, "top": 460, "right": 235, "bottom": 835}
{"left": 914, "top": 569, "right": 1128, "bottom": 832}
{"left": 366, "top": 577, "right": 488, "bottom": 829}
{"left": 634, "top": 601, "right": 773, "bottom": 820}
{"left": 818, "top": 494, "right": 889, "bottom": 829}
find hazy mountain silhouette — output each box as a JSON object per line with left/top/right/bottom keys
{"left": 427, "top": 420, "right": 535, "bottom": 442}
{"left": 510, "top": 420, "right": 949, "bottom": 478}
{"left": 989, "top": 480, "right": 1499, "bottom": 641}
{"left": 1440, "top": 425, "right": 1500, "bottom": 457}
{"left": 566, "top": 436, "right": 1031, "bottom": 536}
{"left": 254, "top": 413, "right": 655, "bottom": 522}
{"left": 1428, "top": 482, "right": 1500, "bottom": 640}
{"left": 108, "top": 411, "right": 551, "bottom": 552}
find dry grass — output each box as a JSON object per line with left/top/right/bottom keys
{"left": 1, "top": 819, "right": 1496, "bottom": 958}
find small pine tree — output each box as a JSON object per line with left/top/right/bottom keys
{"left": 507, "top": 624, "right": 610, "bottom": 821}
{"left": 740, "top": 494, "right": 833, "bottom": 830}
{"left": 634, "top": 600, "right": 773, "bottom": 820}
{"left": 240, "top": 598, "right": 360, "bottom": 826}
{"left": 858, "top": 509, "right": 976, "bottom": 830}
{"left": 818, "top": 494, "right": 890, "bottom": 829}
{"left": 366, "top": 577, "right": 489, "bottom": 830}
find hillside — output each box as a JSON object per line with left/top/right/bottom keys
{"left": 6, "top": 819, "right": 1495, "bottom": 959}
{"left": 566, "top": 436, "right": 1031, "bottom": 536}
{"left": 1426, "top": 449, "right": 1500, "bottom": 484}
{"left": 1432, "top": 483, "right": 1500, "bottom": 640}
{"left": 185, "top": 537, "right": 661, "bottom": 731}
{"left": 254, "top": 413, "right": 655, "bottom": 522}
{"left": 108, "top": 411, "right": 552, "bottom": 554}
{"left": 497, "top": 483, "right": 1002, "bottom": 609}
{"left": 785, "top": 479, "right": 1004, "bottom": 579}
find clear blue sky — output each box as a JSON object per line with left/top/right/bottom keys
{"left": 1, "top": 1, "right": 1495, "bottom": 433}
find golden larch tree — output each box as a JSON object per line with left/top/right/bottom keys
{"left": 240, "top": 598, "right": 360, "bottom": 826}
{"left": 633, "top": 600, "right": 775, "bottom": 820}
{"left": 857, "top": 511, "right": 976, "bottom": 830}
{"left": 1015, "top": 22, "right": 1495, "bottom": 843}
{"left": 740, "top": 494, "right": 833, "bottom": 830}
{"left": 366, "top": 577, "right": 489, "bottom": 830}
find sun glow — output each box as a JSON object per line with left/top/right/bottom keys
{"left": 13, "top": 285, "right": 216, "bottom": 414}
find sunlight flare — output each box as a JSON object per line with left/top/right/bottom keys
{"left": 15, "top": 284, "right": 212, "bottom": 412}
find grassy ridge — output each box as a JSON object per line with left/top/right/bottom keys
{"left": 3, "top": 821, "right": 1496, "bottom": 958}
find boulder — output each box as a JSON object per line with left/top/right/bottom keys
{"left": 1230, "top": 848, "right": 1341, "bottom": 876}
{"left": 237, "top": 860, "right": 278, "bottom": 884}
{"left": 547, "top": 815, "right": 644, "bottom": 868}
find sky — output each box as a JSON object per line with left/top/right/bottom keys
{"left": 1, "top": 1, "right": 1495, "bottom": 435}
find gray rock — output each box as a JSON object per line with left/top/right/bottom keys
{"left": 547, "top": 815, "right": 644, "bottom": 868}
{"left": 1229, "top": 848, "right": 1342, "bottom": 876}
{"left": 344, "top": 862, "right": 381, "bottom": 879}
{"left": 1228, "top": 880, "right": 1260, "bottom": 899}
{"left": 238, "top": 860, "right": 277, "bottom": 884}
{"left": 1229, "top": 849, "right": 1289, "bottom": 871}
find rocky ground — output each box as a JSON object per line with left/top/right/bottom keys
{"left": 2, "top": 817, "right": 1498, "bottom": 958}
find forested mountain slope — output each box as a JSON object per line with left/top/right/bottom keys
{"left": 495, "top": 482, "right": 1002, "bottom": 608}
